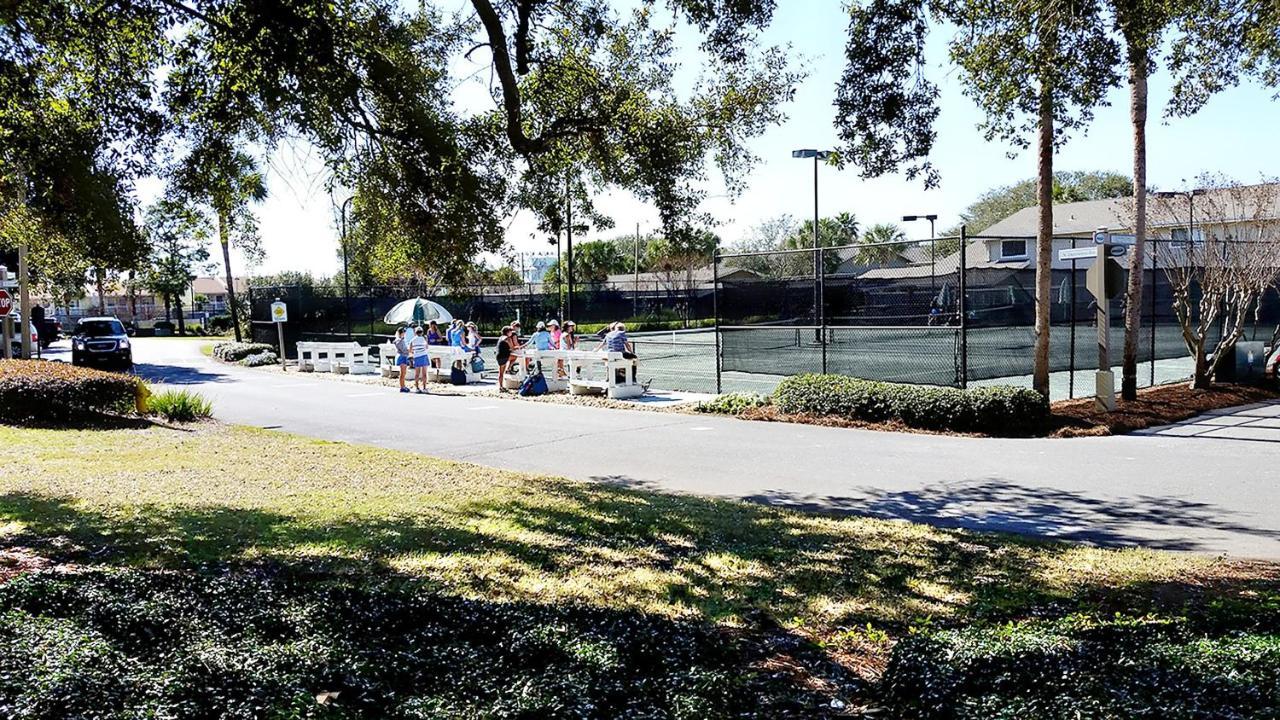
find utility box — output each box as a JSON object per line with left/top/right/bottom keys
{"left": 1216, "top": 341, "right": 1266, "bottom": 385}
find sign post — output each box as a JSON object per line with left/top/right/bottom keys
{"left": 1086, "top": 228, "right": 1128, "bottom": 411}
{"left": 271, "top": 299, "right": 288, "bottom": 371}
{"left": 0, "top": 266, "right": 11, "bottom": 360}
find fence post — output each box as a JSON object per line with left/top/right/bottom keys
{"left": 1069, "top": 237, "right": 1077, "bottom": 399}
{"left": 713, "top": 251, "right": 721, "bottom": 394}
{"left": 820, "top": 246, "right": 827, "bottom": 375}
{"left": 958, "top": 225, "right": 968, "bottom": 389}
{"left": 1150, "top": 241, "right": 1157, "bottom": 387}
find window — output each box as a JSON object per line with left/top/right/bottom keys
{"left": 1171, "top": 228, "right": 1204, "bottom": 244}
{"left": 999, "top": 239, "right": 1028, "bottom": 260}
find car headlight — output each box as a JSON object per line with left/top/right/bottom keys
{"left": 73, "top": 339, "right": 85, "bottom": 349}
{"left": 118, "top": 338, "right": 130, "bottom": 349}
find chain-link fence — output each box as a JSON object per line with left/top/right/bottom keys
{"left": 249, "top": 235, "right": 1278, "bottom": 398}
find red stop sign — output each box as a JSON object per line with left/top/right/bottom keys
{"left": 0, "top": 290, "right": 11, "bottom": 316}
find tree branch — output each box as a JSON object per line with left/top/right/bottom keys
{"left": 471, "top": 0, "right": 546, "bottom": 155}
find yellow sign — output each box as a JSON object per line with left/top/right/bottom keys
{"left": 271, "top": 301, "right": 288, "bottom": 323}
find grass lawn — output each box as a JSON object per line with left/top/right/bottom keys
{"left": 2, "top": 423, "right": 1278, "bottom": 717}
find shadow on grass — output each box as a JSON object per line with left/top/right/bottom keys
{"left": 0, "top": 412, "right": 161, "bottom": 431}
{"left": 5, "top": 478, "right": 1277, "bottom": 639}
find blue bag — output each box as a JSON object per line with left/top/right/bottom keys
{"left": 519, "top": 372, "right": 549, "bottom": 397}
{"left": 471, "top": 356, "right": 486, "bottom": 373}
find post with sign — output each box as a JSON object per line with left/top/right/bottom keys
{"left": 271, "top": 298, "right": 288, "bottom": 371}
{"left": 1086, "top": 227, "right": 1128, "bottom": 411}
{"left": 0, "top": 265, "right": 11, "bottom": 360}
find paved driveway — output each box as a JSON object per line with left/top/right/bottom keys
{"left": 120, "top": 338, "right": 1280, "bottom": 560}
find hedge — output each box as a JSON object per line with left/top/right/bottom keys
{"left": 772, "top": 374, "right": 1048, "bottom": 436}
{"left": 881, "top": 616, "right": 1280, "bottom": 719}
{"left": 0, "top": 360, "right": 147, "bottom": 422}
{"left": 211, "top": 341, "right": 274, "bottom": 363}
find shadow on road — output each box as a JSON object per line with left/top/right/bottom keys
{"left": 729, "top": 478, "right": 1280, "bottom": 553}
{"left": 132, "top": 362, "right": 231, "bottom": 385}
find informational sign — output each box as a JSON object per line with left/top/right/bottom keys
{"left": 1097, "top": 233, "right": 1136, "bottom": 246}
{"left": 1087, "top": 257, "right": 1126, "bottom": 300}
{"left": 1060, "top": 247, "right": 1097, "bottom": 261}
{"left": 0, "top": 289, "right": 11, "bottom": 316}
{"left": 271, "top": 301, "right": 288, "bottom": 323}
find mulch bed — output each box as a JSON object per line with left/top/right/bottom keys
{"left": 1049, "top": 383, "right": 1280, "bottom": 437}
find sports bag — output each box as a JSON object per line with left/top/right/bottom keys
{"left": 519, "top": 371, "right": 549, "bottom": 397}
{"left": 450, "top": 365, "right": 468, "bottom": 385}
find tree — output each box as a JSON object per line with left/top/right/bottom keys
{"left": 489, "top": 266, "right": 523, "bottom": 287}
{"left": 170, "top": 137, "right": 267, "bottom": 342}
{"left": 1115, "top": 0, "right": 1280, "bottom": 400}
{"left": 835, "top": 0, "right": 1119, "bottom": 397}
{"left": 144, "top": 199, "right": 211, "bottom": 335}
{"left": 857, "top": 223, "right": 909, "bottom": 265}
{"left": 724, "top": 214, "right": 799, "bottom": 275}
{"left": 1151, "top": 183, "right": 1280, "bottom": 389}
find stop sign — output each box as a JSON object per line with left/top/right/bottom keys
{"left": 0, "top": 289, "right": 11, "bottom": 316}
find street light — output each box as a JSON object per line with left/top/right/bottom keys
{"left": 1153, "top": 189, "right": 1206, "bottom": 246}
{"left": 340, "top": 195, "right": 354, "bottom": 341}
{"left": 792, "top": 149, "right": 833, "bottom": 343}
{"left": 903, "top": 214, "right": 940, "bottom": 294}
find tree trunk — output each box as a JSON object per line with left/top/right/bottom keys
{"left": 164, "top": 294, "right": 172, "bottom": 322}
{"left": 1033, "top": 83, "right": 1055, "bottom": 398}
{"left": 95, "top": 267, "right": 106, "bottom": 315}
{"left": 1121, "top": 52, "right": 1148, "bottom": 401}
{"left": 1191, "top": 342, "right": 1211, "bottom": 389}
{"left": 175, "top": 294, "right": 186, "bottom": 335}
{"left": 218, "top": 211, "right": 243, "bottom": 342}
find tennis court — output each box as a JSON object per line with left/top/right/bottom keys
{"left": 620, "top": 325, "right": 1196, "bottom": 400}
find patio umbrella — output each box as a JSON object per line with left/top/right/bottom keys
{"left": 382, "top": 298, "right": 453, "bottom": 325}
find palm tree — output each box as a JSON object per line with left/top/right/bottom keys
{"left": 172, "top": 136, "right": 267, "bottom": 342}
{"left": 857, "top": 223, "right": 908, "bottom": 265}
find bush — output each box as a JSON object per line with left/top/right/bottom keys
{"left": 206, "top": 314, "right": 233, "bottom": 335}
{"left": 772, "top": 374, "right": 1047, "bottom": 436}
{"left": 0, "top": 360, "right": 146, "bottom": 423}
{"left": 146, "top": 389, "right": 213, "bottom": 422}
{"left": 881, "top": 616, "right": 1280, "bottom": 719}
{"left": 696, "top": 392, "right": 770, "bottom": 415}
{"left": 211, "top": 341, "right": 274, "bottom": 363}
{"left": 239, "top": 351, "right": 278, "bottom": 367}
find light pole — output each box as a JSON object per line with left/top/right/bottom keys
{"left": 792, "top": 149, "right": 833, "bottom": 345}
{"left": 903, "top": 214, "right": 940, "bottom": 294}
{"left": 340, "top": 195, "right": 354, "bottom": 341}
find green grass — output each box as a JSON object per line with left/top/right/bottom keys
{"left": 0, "top": 423, "right": 1277, "bottom": 713}
{"left": 145, "top": 389, "right": 213, "bottom": 422}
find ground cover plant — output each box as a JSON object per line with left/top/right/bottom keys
{"left": 0, "top": 360, "right": 146, "bottom": 423}
{"left": 1, "top": 423, "right": 1277, "bottom": 716}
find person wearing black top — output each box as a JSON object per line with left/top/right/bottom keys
{"left": 495, "top": 325, "right": 514, "bottom": 392}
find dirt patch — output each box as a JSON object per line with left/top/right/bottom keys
{"left": 0, "top": 547, "right": 55, "bottom": 584}
{"left": 1049, "top": 383, "right": 1280, "bottom": 437}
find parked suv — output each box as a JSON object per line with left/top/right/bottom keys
{"left": 71, "top": 317, "right": 133, "bottom": 371}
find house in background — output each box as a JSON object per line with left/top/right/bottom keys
{"left": 39, "top": 275, "right": 246, "bottom": 326}
{"left": 190, "top": 276, "right": 248, "bottom": 315}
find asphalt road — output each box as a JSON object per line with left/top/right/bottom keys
{"left": 121, "top": 337, "right": 1280, "bottom": 559}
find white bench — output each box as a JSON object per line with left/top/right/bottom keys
{"left": 567, "top": 350, "right": 642, "bottom": 399}
{"left": 296, "top": 341, "right": 375, "bottom": 374}
{"left": 424, "top": 345, "right": 481, "bottom": 384}
{"left": 505, "top": 348, "right": 571, "bottom": 392}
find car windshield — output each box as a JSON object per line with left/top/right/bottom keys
{"left": 79, "top": 320, "right": 125, "bottom": 337}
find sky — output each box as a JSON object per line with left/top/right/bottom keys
{"left": 205, "top": 2, "right": 1280, "bottom": 278}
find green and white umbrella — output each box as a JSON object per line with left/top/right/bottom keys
{"left": 382, "top": 298, "right": 453, "bottom": 325}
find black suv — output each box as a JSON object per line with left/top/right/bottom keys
{"left": 72, "top": 317, "right": 133, "bottom": 371}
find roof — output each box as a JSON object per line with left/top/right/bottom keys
{"left": 980, "top": 183, "right": 1280, "bottom": 237}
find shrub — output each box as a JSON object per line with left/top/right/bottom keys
{"left": 239, "top": 351, "right": 278, "bottom": 367}
{"left": 146, "top": 389, "right": 213, "bottom": 422}
{"left": 206, "top": 314, "right": 233, "bottom": 335}
{"left": 696, "top": 392, "right": 770, "bottom": 415}
{"left": 211, "top": 341, "right": 274, "bottom": 363}
{"left": 881, "top": 616, "right": 1280, "bottom": 719}
{"left": 0, "top": 360, "right": 146, "bottom": 423}
{"left": 772, "top": 374, "right": 1047, "bottom": 436}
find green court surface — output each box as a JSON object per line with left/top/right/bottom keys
{"left": 620, "top": 326, "right": 1195, "bottom": 400}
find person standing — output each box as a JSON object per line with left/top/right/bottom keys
{"left": 409, "top": 324, "right": 430, "bottom": 393}
{"left": 495, "top": 325, "right": 514, "bottom": 392}
{"left": 530, "top": 321, "right": 552, "bottom": 351}
{"left": 561, "top": 321, "right": 577, "bottom": 350}
{"left": 393, "top": 326, "right": 411, "bottom": 393}
{"left": 548, "top": 319, "right": 561, "bottom": 349}
{"left": 448, "top": 319, "right": 464, "bottom": 347}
